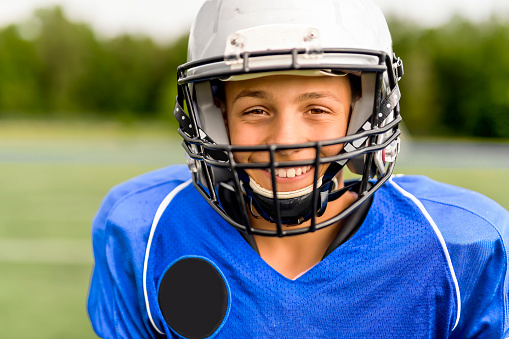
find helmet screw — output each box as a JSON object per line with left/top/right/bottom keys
{"left": 230, "top": 34, "right": 243, "bottom": 46}
{"left": 304, "top": 29, "right": 319, "bottom": 42}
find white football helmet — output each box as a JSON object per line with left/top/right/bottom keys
{"left": 174, "top": 0, "right": 403, "bottom": 236}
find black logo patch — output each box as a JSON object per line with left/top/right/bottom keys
{"left": 158, "top": 257, "right": 229, "bottom": 339}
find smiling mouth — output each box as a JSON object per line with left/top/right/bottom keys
{"left": 269, "top": 166, "right": 312, "bottom": 178}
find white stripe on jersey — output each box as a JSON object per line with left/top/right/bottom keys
{"left": 389, "top": 177, "right": 462, "bottom": 331}
{"left": 143, "top": 179, "right": 193, "bottom": 335}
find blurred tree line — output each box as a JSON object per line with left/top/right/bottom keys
{"left": 391, "top": 16, "right": 509, "bottom": 138}
{"left": 0, "top": 7, "right": 508, "bottom": 138}
{"left": 0, "top": 7, "right": 187, "bottom": 122}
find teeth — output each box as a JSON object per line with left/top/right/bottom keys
{"left": 273, "top": 166, "right": 311, "bottom": 178}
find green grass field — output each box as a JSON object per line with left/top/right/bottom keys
{"left": 0, "top": 120, "right": 508, "bottom": 338}
{"left": 0, "top": 121, "right": 180, "bottom": 339}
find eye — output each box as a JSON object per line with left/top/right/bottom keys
{"left": 308, "top": 108, "right": 331, "bottom": 115}
{"left": 244, "top": 108, "right": 268, "bottom": 115}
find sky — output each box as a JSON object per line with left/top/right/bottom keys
{"left": 1, "top": 0, "right": 508, "bottom": 42}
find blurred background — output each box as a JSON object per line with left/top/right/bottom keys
{"left": 0, "top": 0, "right": 508, "bottom": 338}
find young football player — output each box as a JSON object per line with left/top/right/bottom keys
{"left": 87, "top": 0, "right": 509, "bottom": 337}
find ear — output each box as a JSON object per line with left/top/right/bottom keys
{"left": 215, "top": 97, "right": 231, "bottom": 142}
{"left": 347, "top": 74, "right": 361, "bottom": 131}
{"left": 348, "top": 74, "right": 362, "bottom": 103}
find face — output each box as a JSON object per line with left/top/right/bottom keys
{"left": 224, "top": 75, "right": 352, "bottom": 194}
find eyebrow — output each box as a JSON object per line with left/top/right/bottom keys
{"left": 231, "top": 89, "right": 342, "bottom": 105}
{"left": 296, "top": 91, "right": 340, "bottom": 102}
{"left": 232, "top": 90, "right": 274, "bottom": 104}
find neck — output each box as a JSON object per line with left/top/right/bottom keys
{"left": 251, "top": 188, "right": 357, "bottom": 279}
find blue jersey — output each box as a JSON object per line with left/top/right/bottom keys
{"left": 87, "top": 165, "right": 509, "bottom": 338}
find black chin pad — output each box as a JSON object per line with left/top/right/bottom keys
{"left": 250, "top": 183, "right": 331, "bottom": 225}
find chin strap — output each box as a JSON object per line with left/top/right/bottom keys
{"left": 238, "top": 162, "right": 354, "bottom": 225}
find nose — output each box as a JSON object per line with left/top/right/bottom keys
{"left": 265, "top": 113, "right": 310, "bottom": 157}
{"left": 267, "top": 114, "right": 306, "bottom": 146}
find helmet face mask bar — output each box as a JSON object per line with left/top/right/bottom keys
{"left": 175, "top": 47, "right": 403, "bottom": 237}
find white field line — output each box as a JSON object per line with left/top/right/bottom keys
{"left": 0, "top": 238, "right": 92, "bottom": 265}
